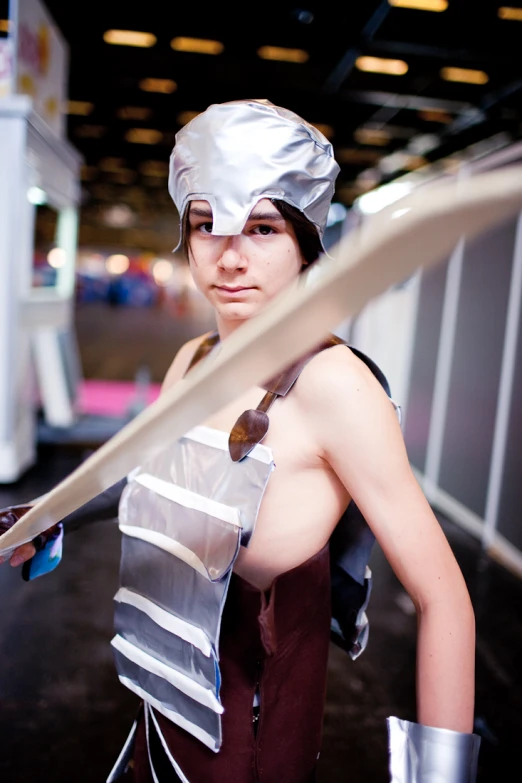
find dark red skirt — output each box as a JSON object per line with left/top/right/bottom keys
{"left": 130, "top": 543, "right": 332, "bottom": 783}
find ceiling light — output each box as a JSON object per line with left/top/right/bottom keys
{"left": 75, "top": 125, "right": 107, "bottom": 138}
{"left": 139, "top": 78, "right": 177, "bottom": 94}
{"left": 106, "top": 254, "right": 130, "bottom": 274}
{"left": 140, "top": 160, "right": 169, "bottom": 177}
{"left": 418, "top": 108, "right": 452, "bottom": 123}
{"left": 177, "top": 110, "right": 201, "bottom": 125}
{"left": 47, "top": 247, "right": 67, "bottom": 269}
{"left": 117, "top": 106, "right": 152, "bottom": 120}
{"left": 440, "top": 67, "right": 489, "bottom": 85}
{"left": 312, "top": 123, "right": 334, "bottom": 138}
{"left": 125, "top": 128, "right": 163, "bottom": 144}
{"left": 356, "top": 56, "right": 408, "bottom": 75}
{"left": 498, "top": 6, "right": 522, "bottom": 20}
{"left": 354, "top": 127, "right": 392, "bottom": 146}
{"left": 388, "top": 0, "right": 448, "bottom": 10}
{"left": 103, "top": 30, "right": 156, "bottom": 47}
{"left": 67, "top": 100, "right": 94, "bottom": 115}
{"left": 0, "top": 19, "right": 9, "bottom": 32}
{"left": 171, "top": 37, "right": 223, "bottom": 55}
{"left": 257, "top": 46, "right": 309, "bottom": 63}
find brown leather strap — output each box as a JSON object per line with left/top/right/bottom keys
{"left": 185, "top": 331, "right": 346, "bottom": 462}
{"left": 185, "top": 330, "right": 220, "bottom": 372}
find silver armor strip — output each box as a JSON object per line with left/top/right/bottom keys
{"left": 114, "top": 602, "right": 219, "bottom": 693}
{"left": 120, "top": 535, "right": 229, "bottom": 646}
{"left": 120, "top": 479, "right": 241, "bottom": 580}
{"left": 387, "top": 716, "right": 481, "bottom": 782}
{"left": 114, "top": 587, "right": 212, "bottom": 656}
{"left": 115, "top": 652, "right": 222, "bottom": 749}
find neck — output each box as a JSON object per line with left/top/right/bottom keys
{"left": 216, "top": 314, "right": 248, "bottom": 341}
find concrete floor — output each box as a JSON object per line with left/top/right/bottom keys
{"left": 0, "top": 302, "right": 520, "bottom": 781}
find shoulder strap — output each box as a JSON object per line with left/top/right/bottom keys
{"left": 185, "top": 330, "right": 220, "bottom": 372}
{"left": 185, "top": 331, "right": 346, "bottom": 462}
{"left": 184, "top": 332, "right": 393, "bottom": 462}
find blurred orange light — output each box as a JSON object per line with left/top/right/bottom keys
{"left": 139, "top": 78, "right": 177, "bottom": 94}
{"left": 354, "top": 127, "right": 392, "bottom": 146}
{"left": 0, "top": 19, "right": 9, "bottom": 32}
{"left": 388, "top": 0, "right": 448, "bottom": 10}
{"left": 312, "top": 123, "right": 334, "bottom": 139}
{"left": 140, "top": 160, "right": 169, "bottom": 177}
{"left": 125, "top": 128, "right": 163, "bottom": 144}
{"left": 418, "top": 108, "right": 453, "bottom": 123}
{"left": 257, "top": 46, "right": 309, "bottom": 63}
{"left": 67, "top": 100, "right": 94, "bottom": 115}
{"left": 99, "top": 157, "right": 126, "bottom": 172}
{"left": 104, "top": 30, "right": 156, "bottom": 47}
{"left": 75, "top": 125, "right": 107, "bottom": 138}
{"left": 440, "top": 67, "right": 489, "bottom": 85}
{"left": 498, "top": 7, "right": 522, "bottom": 20}
{"left": 356, "top": 56, "right": 408, "bottom": 75}
{"left": 117, "top": 106, "right": 152, "bottom": 120}
{"left": 171, "top": 37, "right": 223, "bottom": 55}
{"left": 177, "top": 110, "right": 201, "bottom": 125}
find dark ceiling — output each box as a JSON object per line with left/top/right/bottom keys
{"left": 6, "top": 0, "right": 522, "bottom": 251}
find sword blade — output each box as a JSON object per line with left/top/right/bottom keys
{"left": 2, "top": 165, "right": 522, "bottom": 553}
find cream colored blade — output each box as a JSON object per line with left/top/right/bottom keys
{"left": 2, "top": 165, "right": 522, "bottom": 554}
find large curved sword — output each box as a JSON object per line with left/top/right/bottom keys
{"left": 2, "top": 165, "right": 522, "bottom": 554}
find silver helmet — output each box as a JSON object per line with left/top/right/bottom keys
{"left": 168, "top": 99, "right": 340, "bottom": 249}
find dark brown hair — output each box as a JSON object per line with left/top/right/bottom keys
{"left": 181, "top": 199, "right": 323, "bottom": 269}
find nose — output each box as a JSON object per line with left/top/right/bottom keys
{"left": 217, "top": 235, "right": 247, "bottom": 272}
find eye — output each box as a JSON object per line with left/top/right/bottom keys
{"left": 196, "top": 222, "right": 213, "bottom": 234}
{"left": 252, "top": 224, "right": 276, "bottom": 236}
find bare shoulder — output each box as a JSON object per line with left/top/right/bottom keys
{"left": 160, "top": 331, "right": 215, "bottom": 394}
{"left": 296, "top": 342, "right": 390, "bottom": 410}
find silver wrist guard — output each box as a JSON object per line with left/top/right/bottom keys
{"left": 387, "top": 716, "right": 481, "bottom": 783}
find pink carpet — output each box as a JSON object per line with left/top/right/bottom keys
{"left": 78, "top": 379, "right": 161, "bottom": 417}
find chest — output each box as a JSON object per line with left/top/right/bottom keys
{"left": 202, "top": 383, "right": 321, "bottom": 471}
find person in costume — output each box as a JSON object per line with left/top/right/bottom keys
{"left": 1, "top": 99, "right": 480, "bottom": 782}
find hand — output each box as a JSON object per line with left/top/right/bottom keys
{"left": 0, "top": 505, "right": 39, "bottom": 567}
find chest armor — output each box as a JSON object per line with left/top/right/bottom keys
{"left": 112, "top": 424, "right": 274, "bottom": 752}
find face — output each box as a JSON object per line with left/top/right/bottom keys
{"left": 186, "top": 199, "right": 305, "bottom": 329}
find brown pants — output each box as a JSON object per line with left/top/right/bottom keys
{"left": 130, "top": 543, "right": 332, "bottom": 783}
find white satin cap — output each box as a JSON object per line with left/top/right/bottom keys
{"left": 168, "top": 99, "right": 340, "bottom": 249}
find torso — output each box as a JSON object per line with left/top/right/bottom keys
{"left": 199, "top": 346, "right": 352, "bottom": 591}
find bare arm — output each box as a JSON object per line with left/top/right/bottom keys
{"left": 303, "top": 346, "right": 475, "bottom": 733}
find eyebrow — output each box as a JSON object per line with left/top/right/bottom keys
{"left": 188, "top": 207, "right": 285, "bottom": 223}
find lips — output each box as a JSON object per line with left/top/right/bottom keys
{"left": 214, "top": 285, "right": 255, "bottom": 294}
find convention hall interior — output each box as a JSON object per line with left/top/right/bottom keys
{"left": 0, "top": 1, "right": 521, "bottom": 780}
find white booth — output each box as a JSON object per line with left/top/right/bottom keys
{"left": 0, "top": 0, "right": 82, "bottom": 481}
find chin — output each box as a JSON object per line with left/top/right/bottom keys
{"left": 217, "top": 302, "right": 261, "bottom": 320}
